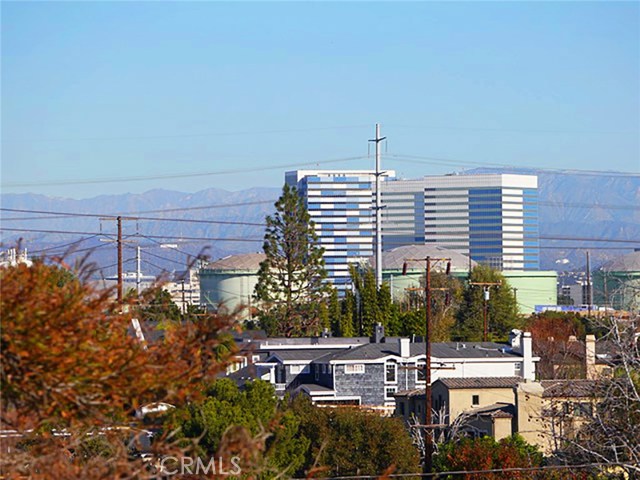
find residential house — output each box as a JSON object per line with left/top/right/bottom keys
{"left": 394, "top": 376, "right": 600, "bottom": 454}
{"left": 222, "top": 327, "right": 538, "bottom": 414}
{"left": 289, "top": 328, "right": 537, "bottom": 412}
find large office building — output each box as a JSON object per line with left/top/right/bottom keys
{"left": 285, "top": 170, "right": 395, "bottom": 289}
{"left": 284, "top": 171, "right": 539, "bottom": 292}
{"left": 381, "top": 173, "right": 539, "bottom": 271}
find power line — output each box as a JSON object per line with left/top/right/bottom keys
{"left": 1, "top": 155, "right": 368, "bottom": 188}
{"left": 125, "top": 245, "right": 188, "bottom": 267}
{"left": 291, "top": 462, "right": 635, "bottom": 479}
{"left": 0, "top": 207, "right": 266, "bottom": 227}
{"left": 387, "top": 123, "right": 636, "bottom": 136}
{"left": 385, "top": 153, "right": 640, "bottom": 178}
{"left": 27, "top": 235, "right": 102, "bottom": 254}
{"left": 0, "top": 227, "right": 263, "bottom": 243}
{"left": 8, "top": 124, "right": 372, "bottom": 143}
{"left": 122, "top": 199, "right": 276, "bottom": 215}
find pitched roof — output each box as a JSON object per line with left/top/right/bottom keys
{"left": 268, "top": 349, "right": 343, "bottom": 362}
{"left": 465, "top": 402, "right": 515, "bottom": 419}
{"left": 326, "top": 341, "right": 521, "bottom": 362}
{"left": 436, "top": 377, "right": 523, "bottom": 389}
{"left": 541, "top": 379, "right": 599, "bottom": 398}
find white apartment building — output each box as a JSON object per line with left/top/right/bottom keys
{"left": 381, "top": 173, "right": 539, "bottom": 271}
{"left": 285, "top": 170, "right": 395, "bottom": 290}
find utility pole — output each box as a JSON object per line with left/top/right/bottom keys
{"left": 370, "top": 123, "right": 386, "bottom": 288}
{"left": 117, "top": 216, "right": 123, "bottom": 303}
{"left": 136, "top": 245, "right": 142, "bottom": 295}
{"left": 100, "top": 216, "right": 135, "bottom": 305}
{"left": 586, "top": 251, "right": 592, "bottom": 318}
{"left": 402, "top": 256, "right": 451, "bottom": 475}
{"left": 468, "top": 281, "right": 502, "bottom": 341}
{"left": 181, "top": 280, "right": 186, "bottom": 318}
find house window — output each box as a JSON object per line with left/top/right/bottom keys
{"left": 290, "top": 365, "right": 310, "bottom": 375}
{"left": 385, "top": 386, "right": 397, "bottom": 400}
{"left": 416, "top": 361, "right": 426, "bottom": 383}
{"left": 472, "top": 395, "right": 480, "bottom": 406}
{"left": 399, "top": 402, "right": 405, "bottom": 416}
{"left": 321, "top": 364, "right": 326, "bottom": 374}
{"left": 385, "top": 361, "right": 398, "bottom": 384}
{"left": 345, "top": 364, "right": 365, "bottom": 374}
{"left": 574, "top": 402, "right": 593, "bottom": 417}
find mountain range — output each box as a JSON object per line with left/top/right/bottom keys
{"left": 1, "top": 169, "right": 638, "bottom": 276}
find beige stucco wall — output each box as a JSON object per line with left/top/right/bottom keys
{"left": 493, "top": 416, "right": 513, "bottom": 441}
{"left": 448, "top": 387, "right": 516, "bottom": 422}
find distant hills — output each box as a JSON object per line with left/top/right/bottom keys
{"left": 1, "top": 169, "right": 638, "bottom": 276}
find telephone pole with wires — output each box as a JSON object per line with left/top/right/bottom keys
{"left": 369, "top": 123, "right": 386, "bottom": 288}
{"left": 468, "top": 281, "right": 502, "bottom": 341}
{"left": 99, "top": 216, "right": 137, "bottom": 304}
{"left": 402, "top": 256, "right": 451, "bottom": 475}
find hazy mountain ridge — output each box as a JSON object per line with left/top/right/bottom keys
{"left": 2, "top": 171, "right": 638, "bottom": 274}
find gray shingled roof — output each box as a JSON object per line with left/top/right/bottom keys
{"left": 268, "top": 349, "right": 343, "bottom": 362}
{"left": 465, "top": 402, "right": 515, "bottom": 418}
{"left": 325, "top": 341, "right": 520, "bottom": 362}
{"left": 299, "top": 384, "right": 335, "bottom": 393}
{"left": 369, "top": 244, "right": 476, "bottom": 272}
{"left": 541, "top": 380, "right": 599, "bottom": 398}
{"left": 436, "top": 377, "right": 523, "bottom": 389}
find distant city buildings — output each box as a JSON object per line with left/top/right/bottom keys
{"left": 285, "top": 170, "right": 396, "bottom": 290}
{"left": 381, "top": 173, "right": 539, "bottom": 271}
{"left": 0, "top": 248, "right": 32, "bottom": 268}
{"left": 284, "top": 171, "right": 539, "bottom": 291}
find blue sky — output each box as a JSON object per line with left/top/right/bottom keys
{"left": 2, "top": 1, "right": 638, "bottom": 198}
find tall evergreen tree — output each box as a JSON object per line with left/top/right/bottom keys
{"left": 328, "top": 287, "right": 342, "bottom": 336}
{"left": 254, "top": 184, "right": 331, "bottom": 337}
{"left": 340, "top": 290, "right": 356, "bottom": 337}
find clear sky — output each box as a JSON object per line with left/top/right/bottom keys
{"left": 2, "top": 1, "right": 639, "bottom": 199}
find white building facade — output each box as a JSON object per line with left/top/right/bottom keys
{"left": 381, "top": 173, "right": 539, "bottom": 271}
{"left": 285, "top": 170, "right": 395, "bottom": 290}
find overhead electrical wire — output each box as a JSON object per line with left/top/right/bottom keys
{"left": 9, "top": 124, "right": 372, "bottom": 143}
{"left": 0, "top": 207, "right": 266, "bottom": 227}
{"left": 384, "top": 153, "right": 640, "bottom": 178}
{"left": 1, "top": 155, "right": 369, "bottom": 188}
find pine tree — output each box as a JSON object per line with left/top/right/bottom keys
{"left": 340, "top": 291, "right": 356, "bottom": 337}
{"left": 254, "top": 184, "right": 331, "bottom": 337}
{"left": 455, "top": 265, "right": 522, "bottom": 341}
{"left": 328, "top": 288, "right": 341, "bottom": 336}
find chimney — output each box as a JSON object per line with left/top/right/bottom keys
{"left": 522, "top": 331, "right": 535, "bottom": 381}
{"left": 373, "top": 323, "right": 385, "bottom": 344}
{"left": 399, "top": 338, "right": 410, "bottom": 358}
{"left": 585, "top": 334, "right": 596, "bottom": 379}
{"left": 509, "top": 329, "right": 523, "bottom": 354}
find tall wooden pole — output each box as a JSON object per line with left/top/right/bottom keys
{"left": 117, "top": 216, "right": 123, "bottom": 304}
{"left": 424, "top": 256, "right": 433, "bottom": 474}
